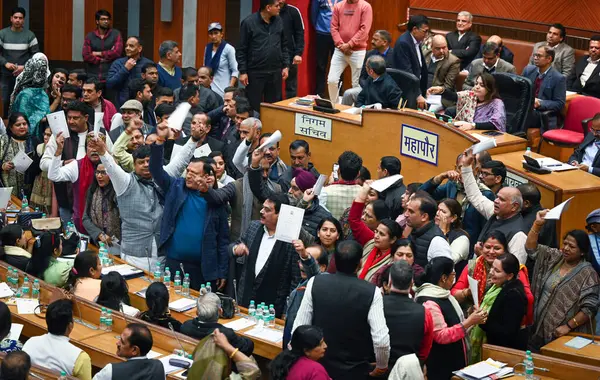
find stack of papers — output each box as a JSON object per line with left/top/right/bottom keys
{"left": 169, "top": 298, "right": 196, "bottom": 312}
{"left": 101, "top": 264, "right": 144, "bottom": 278}
{"left": 244, "top": 327, "right": 283, "bottom": 343}
{"left": 454, "top": 358, "right": 513, "bottom": 380}
{"left": 223, "top": 318, "right": 256, "bottom": 331}
{"left": 0, "top": 282, "right": 15, "bottom": 298}
{"left": 16, "top": 299, "right": 39, "bottom": 315}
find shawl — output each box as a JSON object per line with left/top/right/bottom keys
{"left": 358, "top": 246, "right": 391, "bottom": 281}
{"left": 90, "top": 186, "right": 121, "bottom": 240}
{"left": 469, "top": 256, "right": 491, "bottom": 303}
{"left": 10, "top": 88, "right": 50, "bottom": 138}
{"left": 0, "top": 135, "right": 35, "bottom": 196}
{"left": 74, "top": 156, "right": 97, "bottom": 233}
{"left": 10, "top": 53, "right": 50, "bottom": 111}
{"left": 455, "top": 91, "right": 477, "bottom": 124}
{"left": 415, "top": 283, "right": 465, "bottom": 321}
{"left": 188, "top": 333, "right": 260, "bottom": 379}
{"left": 204, "top": 42, "right": 228, "bottom": 74}
{"left": 473, "top": 98, "right": 506, "bottom": 132}
{"left": 468, "top": 284, "right": 501, "bottom": 363}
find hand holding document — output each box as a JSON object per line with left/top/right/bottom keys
{"left": 312, "top": 174, "right": 327, "bottom": 196}
{"left": 468, "top": 275, "right": 479, "bottom": 307}
{"left": 471, "top": 138, "right": 497, "bottom": 155}
{"left": 258, "top": 130, "right": 282, "bottom": 150}
{"left": 370, "top": 174, "right": 403, "bottom": 193}
{"left": 47, "top": 111, "right": 70, "bottom": 137}
{"left": 12, "top": 151, "right": 33, "bottom": 174}
{"left": 94, "top": 112, "right": 104, "bottom": 138}
{"left": 544, "top": 197, "right": 574, "bottom": 220}
{"left": 426, "top": 94, "right": 442, "bottom": 105}
{"left": 274, "top": 204, "right": 305, "bottom": 243}
{"left": 168, "top": 103, "right": 191, "bottom": 131}
{"left": 0, "top": 187, "right": 13, "bottom": 209}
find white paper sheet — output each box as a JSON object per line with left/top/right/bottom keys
{"left": 120, "top": 303, "right": 140, "bottom": 317}
{"left": 168, "top": 103, "right": 192, "bottom": 131}
{"left": 566, "top": 90, "right": 578, "bottom": 96}
{"left": 12, "top": 150, "right": 33, "bottom": 174}
{"left": 94, "top": 112, "right": 104, "bottom": 138}
{"left": 544, "top": 196, "right": 574, "bottom": 220}
{"left": 244, "top": 327, "right": 283, "bottom": 343}
{"left": 274, "top": 204, "right": 305, "bottom": 243}
{"left": 564, "top": 336, "right": 593, "bottom": 349}
{"left": 136, "top": 287, "right": 148, "bottom": 298}
{"left": 223, "top": 318, "right": 257, "bottom": 331}
{"left": 169, "top": 298, "right": 196, "bottom": 312}
{"left": 471, "top": 133, "right": 492, "bottom": 142}
{"left": 258, "top": 130, "right": 282, "bottom": 151}
{"left": 312, "top": 174, "right": 327, "bottom": 196}
{"left": 461, "top": 361, "right": 500, "bottom": 378}
{"left": 370, "top": 174, "right": 403, "bottom": 193}
{"left": 342, "top": 107, "right": 362, "bottom": 115}
{"left": 471, "top": 138, "right": 497, "bottom": 155}
{"left": 8, "top": 323, "right": 23, "bottom": 341}
{"left": 16, "top": 299, "right": 39, "bottom": 315}
{"left": 47, "top": 111, "right": 70, "bottom": 137}
{"left": 426, "top": 94, "right": 442, "bottom": 105}
{"left": 170, "top": 143, "right": 184, "bottom": 160}
{"left": 0, "top": 187, "right": 13, "bottom": 209}
{"left": 537, "top": 157, "right": 578, "bottom": 172}
{"left": 146, "top": 350, "right": 163, "bottom": 359}
{"left": 193, "top": 143, "right": 212, "bottom": 158}
{"left": 468, "top": 275, "right": 479, "bottom": 307}
{"left": 159, "top": 354, "right": 193, "bottom": 374}
{"left": 0, "top": 282, "right": 14, "bottom": 298}
{"left": 101, "top": 264, "right": 144, "bottom": 277}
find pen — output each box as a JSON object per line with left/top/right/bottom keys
{"left": 545, "top": 164, "right": 562, "bottom": 167}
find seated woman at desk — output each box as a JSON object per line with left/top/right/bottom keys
{"left": 65, "top": 251, "right": 102, "bottom": 302}
{"left": 27, "top": 231, "right": 72, "bottom": 287}
{"left": 96, "top": 272, "right": 139, "bottom": 316}
{"left": 428, "top": 72, "right": 506, "bottom": 132}
{"left": 0, "top": 225, "right": 34, "bottom": 271}
{"left": 526, "top": 209, "right": 600, "bottom": 351}
{"left": 138, "top": 282, "right": 182, "bottom": 332}
{"left": 0, "top": 302, "right": 22, "bottom": 353}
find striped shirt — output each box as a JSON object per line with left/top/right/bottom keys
{"left": 0, "top": 27, "right": 39, "bottom": 73}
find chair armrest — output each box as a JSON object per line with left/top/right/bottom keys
{"left": 582, "top": 117, "right": 594, "bottom": 134}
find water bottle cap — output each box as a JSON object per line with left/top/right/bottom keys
{"left": 165, "top": 267, "right": 170, "bottom": 270}
{"left": 23, "top": 277, "right": 28, "bottom": 282}
{"left": 61, "top": 371, "right": 67, "bottom": 375}
{"left": 526, "top": 350, "right": 531, "bottom": 355}
{"left": 175, "top": 271, "right": 180, "bottom": 274}
{"left": 207, "top": 282, "right": 211, "bottom": 285}
{"left": 185, "top": 273, "right": 189, "bottom": 277}
{"left": 269, "top": 304, "right": 274, "bottom": 308}
{"left": 187, "top": 354, "right": 193, "bottom": 359}
{"left": 250, "top": 300, "right": 255, "bottom": 304}
{"left": 107, "top": 310, "right": 112, "bottom": 314}
{"left": 201, "top": 284, "right": 205, "bottom": 288}
{"left": 101, "top": 307, "right": 106, "bottom": 311}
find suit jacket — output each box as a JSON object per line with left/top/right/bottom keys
{"left": 393, "top": 31, "right": 428, "bottom": 95}
{"left": 475, "top": 44, "right": 514, "bottom": 64}
{"left": 463, "top": 58, "right": 516, "bottom": 90}
{"left": 567, "top": 55, "right": 600, "bottom": 99}
{"left": 521, "top": 65, "right": 566, "bottom": 130}
{"left": 425, "top": 52, "right": 461, "bottom": 91}
{"left": 446, "top": 30, "right": 482, "bottom": 69}
{"left": 359, "top": 48, "right": 395, "bottom": 88}
{"left": 569, "top": 132, "right": 600, "bottom": 177}
{"left": 355, "top": 73, "right": 403, "bottom": 109}
{"left": 529, "top": 41, "right": 576, "bottom": 78}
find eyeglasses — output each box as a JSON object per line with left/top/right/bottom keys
{"left": 479, "top": 171, "right": 495, "bottom": 177}
{"left": 533, "top": 54, "right": 548, "bottom": 59}
{"left": 591, "top": 128, "right": 600, "bottom": 135}
{"left": 95, "top": 170, "right": 107, "bottom": 176}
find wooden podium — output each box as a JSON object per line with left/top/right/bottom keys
{"left": 260, "top": 99, "right": 527, "bottom": 185}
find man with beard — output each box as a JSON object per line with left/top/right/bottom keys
{"left": 569, "top": 113, "right": 600, "bottom": 176}
{"left": 141, "top": 62, "right": 159, "bottom": 91}
{"left": 107, "top": 36, "right": 153, "bottom": 107}
{"left": 207, "top": 86, "right": 245, "bottom": 140}
{"left": 231, "top": 117, "right": 261, "bottom": 174}
{"left": 278, "top": 139, "right": 319, "bottom": 191}
{"left": 82, "top": 9, "right": 123, "bottom": 83}
{"left": 127, "top": 78, "right": 156, "bottom": 127}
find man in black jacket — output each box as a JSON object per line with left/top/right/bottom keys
{"left": 567, "top": 36, "right": 600, "bottom": 99}
{"left": 569, "top": 113, "right": 600, "bottom": 177}
{"left": 280, "top": 0, "right": 305, "bottom": 98}
{"left": 181, "top": 293, "right": 254, "bottom": 356}
{"left": 176, "top": 112, "right": 225, "bottom": 156}
{"left": 355, "top": 55, "right": 402, "bottom": 109}
{"left": 446, "top": 11, "right": 482, "bottom": 70}
{"left": 376, "top": 156, "right": 406, "bottom": 220}
{"left": 237, "top": 0, "right": 290, "bottom": 112}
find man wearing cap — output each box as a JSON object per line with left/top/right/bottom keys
{"left": 109, "top": 100, "right": 152, "bottom": 143}
{"left": 204, "top": 22, "right": 239, "bottom": 98}
{"left": 279, "top": 0, "right": 305, "bottom": 98}
{"left": 107, "top": 36, "right": 153, "bottom": 108}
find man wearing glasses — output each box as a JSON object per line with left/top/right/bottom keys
{"left": 478, "top": 160, "right": 506, "bottom": 195}
{"left": 82, "top": 9, "right": 123, "bottom": 84}
{"left": 569, "top": 113, "right": 600, "bottom": 176}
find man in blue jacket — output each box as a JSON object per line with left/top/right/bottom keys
{"left": 149, "top": 122, "right": 230, "bottom": 291}
{"left": 106, "top": 36, "right": 153, "bottom": 108}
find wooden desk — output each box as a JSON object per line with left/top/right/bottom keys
{"left": 261, "top": 99, "right": 527, "bottom": 185}
{"left": 541, "top": 335, "right": 600, "bottom": 367}
{"left": 493, "top": 151, "right": 600, "bottom": 236}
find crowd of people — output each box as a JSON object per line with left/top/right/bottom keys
{"left": 0, "top": 1, "right": 599, "bottom": 380}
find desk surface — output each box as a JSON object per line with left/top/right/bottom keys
{"left": 541, "top": 335, "right": 600, "bottom": 367}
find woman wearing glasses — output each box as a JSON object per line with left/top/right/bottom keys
{"left": 82, "top": 163, "right": 120, "bottom": 247}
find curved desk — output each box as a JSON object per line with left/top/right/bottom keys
{"left": 261, "top": 99, "right": 527, "bottom": 184}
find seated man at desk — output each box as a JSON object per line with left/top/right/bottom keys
{"left": 569, "top": 113, "right": 600, "bottom": 177}
{"left": 567, "top": 36, "right": 600, "bottom": 99}
{"left": 355, "top": 55, "right": 402, "bottom": 109}
{"left": 23, "top": 299, "right": 92, "bottom": 380}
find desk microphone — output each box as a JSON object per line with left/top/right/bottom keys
{"left": 168, "top": 322, "right": 187, "bottom": 357}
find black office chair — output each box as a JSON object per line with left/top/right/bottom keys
{"left": 386, "top": 68, "right": 420, "bottom": 109}
{"left": 492, "top": 72, "right": 533, "bottom": 136}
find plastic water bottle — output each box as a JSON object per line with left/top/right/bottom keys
{"left": 21, "top": 195, "right": 29, "bottom": 212}
{"left": 59, "top": 371, "right": 67, "bottom": 380}
{"left": 42, "top": 213, "right": 47, "bottom": 218}
{"left": 98, "top": 243, "right": 108, "bottom": 267}
{"left": 21, "top": 277, "right": 30, "bottom": 299}
{"left": 13, "top": 270, "right": 19, "bottom": 291}
{"left": 6, "top": 266, "right": 13, "bottom": 291}
{"left": 206, "top": 282, "right": 212, "bottom": 293}
{"left": 268, "top": 304, "right": 276, "bottom": 327}
{"left": 256, "top": 305, "right": 265, "bottom": 329}
{"left": 174, "top": 271, "right": 182, "bottom": 294}
{"left": 153, "top": 263, "right": 162, "bottom": 282}
{"left": 248, "top": 300, "right": 256, "bottom": 322}
{"left": 163, "top": 267, "right": 171, "bottom": 289}
{"left": 525, "top": 147, "right": 532, "bottom": 157}
{"left": 100, "top": 307, "right": 107, "bottom": 330}
{"left": 32, "top": 279, "right": 40, "bottom": 301}
{"left": 200, "top": 284, "right": 206, "bottom": 295}
{"left": 105, "top": 310, "right": 113, "bottom": 332}
{"left": 182, "top": 274, "right": 190, "bottom": 296}
{"left": 524, "top": 350, "right": 534, "bottom": 379}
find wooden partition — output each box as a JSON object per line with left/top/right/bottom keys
{"left": 542, "top": 334, "right": 600, "bottom": 367}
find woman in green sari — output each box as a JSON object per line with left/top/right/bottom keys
{"left": 526, "top": 209, "right": 600, "bottom": 351}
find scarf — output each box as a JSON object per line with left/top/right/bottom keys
{"left": 359, "top": 247, "right": 390, "bottom": 280}
{"left": 10, "top": 53, "right": 50, "bottom": 111}
{"left": 90, "top": 187, "right": 121, "bottom": 240}
{"left": 455, "top": 90, "right": 478, "bottom": 124}
{"left": 468, "top": 284, "right": 502, "bottom": 364}
{"left": 471, "top": 256, "right": 490, "bottom": 303}
{"left": 415, "top": 283, "right": 464, "bottom": 321}
{"left": 75, "top": 157, "right": 97, "bottom": 232}
{"left": 204, "top": 41, "right": 227, "bottom": 74}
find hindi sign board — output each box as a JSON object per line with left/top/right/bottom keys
{"left": 505, "top": 172, "right": 528, "bottom": 188}
{"left": 400, "top": 124, "right": 439, "bottom": 166}
{"left": 295, "top": 113, "right": 332, "bottom": 141}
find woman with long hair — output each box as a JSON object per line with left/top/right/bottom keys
{"left": 96, "top": 272, "right": 136, "bottom": 315}
{"left": 0, "top": 224, "right": 34, "bottom": 271}
{"left": 435, "top": 198, "right": 470, "bottom": 270}
{"left": 66, "top": 251, "right": 102, "bottom": 301}
{"left": 138, "top": 282, "right": 182, "bottom": 332}
{"left": 30, "top": 126, "right": 53, "bottom": 212}
{"left": 46, "top": 68, "right": 68, "bottom": 113}
{"left": 314, "top": 216, "right": 343, "bottom": 273}
{"left": 27, "top": 231, "right": 71, "bottom": 287}
{"left": 371, "top": 239, "right": 424, "bottom": 289}
{"left": 0, "top": 112, "right": 41, "bottom": 198}
{"left": 82, "top": 163, "right": 121, "bottom": 247}
{"left": 271, "top": 325, "right": 329, "bottom": 380}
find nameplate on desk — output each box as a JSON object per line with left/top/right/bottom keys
{"left": 400, "top": 124, "right": 438, "bottom": 166}
{"left": 294, "top": 113, "right": 332, "bottom": 141}
{"left": 505, "top": 171, "right": 528, "bottom": 188}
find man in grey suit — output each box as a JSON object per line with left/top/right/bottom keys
{"left": 529, "top": 23, "right": 575, "bottom": 78}
{"left": 425, "top": 35, "right": 460, "bottom": 109}
{"left": 463, "top": 42, "right": 516, "bottom": 90}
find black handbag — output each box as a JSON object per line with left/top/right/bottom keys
{"left": 216, "top": 292, "right": 236, "bottom": 319}
{"left": 16, "top": 211, "right": 44, "bottom": 230}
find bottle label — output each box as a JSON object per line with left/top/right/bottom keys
{"left": 175, "top": 280, "right": 181, "bottom": 286}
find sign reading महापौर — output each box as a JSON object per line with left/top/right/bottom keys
{"left": 294, "top": 113, "right": 332, "bottom": 141}
{"left": 400, "top": 124, "right": 439, "bottom": 166}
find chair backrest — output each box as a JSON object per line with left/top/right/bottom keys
{"left": 492, "top": 72, "right": 533, "bottom": 135}
{"left": 386, "top": 68, "right": 419, "bottom": 109}
{"left": 564, "top": 96, "right": 600, "bottom": 134}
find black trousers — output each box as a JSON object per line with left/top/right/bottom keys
{"left": 315, "top": 33, "right": 335, "bottom": 97}
{"left": 165, "top": 257, "right": 212, "bottom": 291}
{"left": 285, "top": 63, "right": 299, "bottom": 98}
{"left": 1, "top": 75, "right": 16, "bottom": 118}
{"left": 246, "top": 70, "right": 283, "bottom": 113}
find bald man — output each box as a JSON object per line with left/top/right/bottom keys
{"left": 424, "top": 35, "right": 461, "bottom": 109}
{"left": 475, "top": 35, "right": 514, "bottom": 64}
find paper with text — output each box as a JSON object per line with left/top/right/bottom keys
{"left": 194, "top": 143, "right": 212, "bottom": 158}
{"left": 16, "top": 299, "right": 39, "bottom": 315}
{"left": 47, "top": 111, "right": 70, "bottom": 137}
{"left": 0, "top": 187, "right": 13, "bottom": 209}
{"left": 258, "top": 130, "right": 282, "bottom": 150}
{"left": 168, "top": 103, "right": 192, "bottom": 131}
{"left": 370, "top": 174, "right": 403, "bottom": 193}
{"left": 244, "top": 327, "right": 284, "bottom": 343}
{"left": 275, "top": 204, "right": 305, "bottom": 243}
{"left": 544, "top": 197, "right": 574, "bottom": 220}
{"left": 223, "top": 318, "right": 257, "bottom": 331}
{"left": 12, "top": 150, "right": 33, "bottom": 174}
{"left": 468, "top": 275, "right": 479, "bottom": 307}
{"left": 472, "top": 138, "right": 497, "bottom": 155}
{"left": 0, "top": 282, "right": 14, "bottom": 298}
{"left": 159, "top": 354, "right": 193, "bottom": 374}
{"left": 426, "top": 94, "right": 442, "bottom": 105}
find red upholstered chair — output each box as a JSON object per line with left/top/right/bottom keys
{"left": 541, "top": 96, "right": 600, "bottom": 147}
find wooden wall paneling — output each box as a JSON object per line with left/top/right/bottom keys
{"left": 44, "top": 0, "right": 73, "bottom": 61}
{"left": 153, "top": 0, "right": 183, "bottom": 64}
{"left": 1, "top": 0, "right": 18, "bottom": 29}
{"left": 195, "top": 0, "right": 227, "bottom": 68}
{"left": 84, "top": 0, "right": 114, "bottom": 37}
{"left": 225, "top": 0, "right": 241, "bottom": 47}
{"left": 112, "top": 0, "right": 129, "bottom": 52}
{"left": 139, "top": 0, "right": 155, "bottom": 61}
{"left": 29, "top": 0, "right": 45, "bottom": 53}
{"left": 367, "top": 0, "right": 410, "bottom": 43}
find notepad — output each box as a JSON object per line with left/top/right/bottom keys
{"left": 244, "top": 327, "right": 283, "bottom": 343}
{"left": 565, "top": 336, "right": 593, "bottom": 349}
{"left": 16, "top": 299, "right": 39, "bottom": 315}
{"left": 223, "top": 318, "right": 256, "bottom": 331}
{"left": 169, "top": 298, "right": 196, "bottom": 312}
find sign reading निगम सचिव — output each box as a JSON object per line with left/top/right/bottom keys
{"left": 295, "top": 113, "right": 332, "bottom": 141}
{"left": 401, "top": 124, "right": 439, "bottom": 166}
{"left": 505, "top": 171, "right": 528, "bottom": 188}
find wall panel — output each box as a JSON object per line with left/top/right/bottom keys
{"left": 152, "top": 0, "right": 183, "bottom": 63}
{"left": 84, "top": 0, "right": 114, "bottom": 37}
{"left": 44, "top": 0, "right": 73, "bottom": 61}
{"left": 195, "top": 0, "right": 227, "bottom": 68}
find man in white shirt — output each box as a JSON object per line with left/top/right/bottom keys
{"left": 93, "top": 323, "right": 164, "bottom": 380}
{"left": 569, "top": 113, "right": 600, "bottom": 177}
{"left": 567, "top": 36, "right": 600, "bottom": 99}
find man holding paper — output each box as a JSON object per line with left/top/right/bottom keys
{"left": 232, "top": 117, "right": 262, "bottom": 174}
{"left": 175, "top": 112, "right": 224, "bottom": 158}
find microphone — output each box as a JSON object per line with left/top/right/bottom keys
{"left": 168, "top": 322, "right": 187, "bottom": 357}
